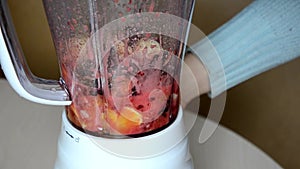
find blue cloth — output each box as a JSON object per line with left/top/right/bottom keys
{"left": 191, "top": 0, "right": 300, "bottom": 97}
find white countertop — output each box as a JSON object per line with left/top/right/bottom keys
{"left": 0, "top": 79, "right": 282, "bottom": 169}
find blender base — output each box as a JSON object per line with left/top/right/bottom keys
{"left": 54, "top": 108, "right": 194, "bottom": 169}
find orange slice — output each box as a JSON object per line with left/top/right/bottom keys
{"left": 106, "top": 107, "right": 143, "bottom": 134}
{"left": 120, "top": 107, "right": 143, "bottom": 124}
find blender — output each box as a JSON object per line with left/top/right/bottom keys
{"left": 0, "top": 0, "right": 195, "bottom": 168}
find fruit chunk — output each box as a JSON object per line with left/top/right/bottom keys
{"left": 135, "top": 39, "right": 161, "bottom": 59}
{"left": 106, "top": 107, "right": 142, "bottom": 134}
{"left": 120, "top": 107, "right": 143, "bottom": 124}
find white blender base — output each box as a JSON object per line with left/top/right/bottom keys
{"left": 54, "top": 108, "right": 194, "bottom": 169}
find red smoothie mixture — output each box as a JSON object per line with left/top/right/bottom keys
{"left": 62, "top": 36, "right": 180, "bottom": 137}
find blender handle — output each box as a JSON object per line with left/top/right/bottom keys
{"left": 0, "top": 1, "right": 71, "bottom": 106}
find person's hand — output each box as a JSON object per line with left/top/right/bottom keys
{"left": 181, "top": 53, "right": 210, "bottom": 108}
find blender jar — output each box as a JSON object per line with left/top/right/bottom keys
{"left": 43, "top": 0, "right": 194, "bottom": 137}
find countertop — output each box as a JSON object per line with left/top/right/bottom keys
{"left": 0, "top": 79, "right": 282, "bottom": 169}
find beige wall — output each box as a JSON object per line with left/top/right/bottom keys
{"left": 2, "top": 0, "right": 300, "bottom": 168}
{"left": 5, "top": 0, "right": 59, "bottom": 79}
